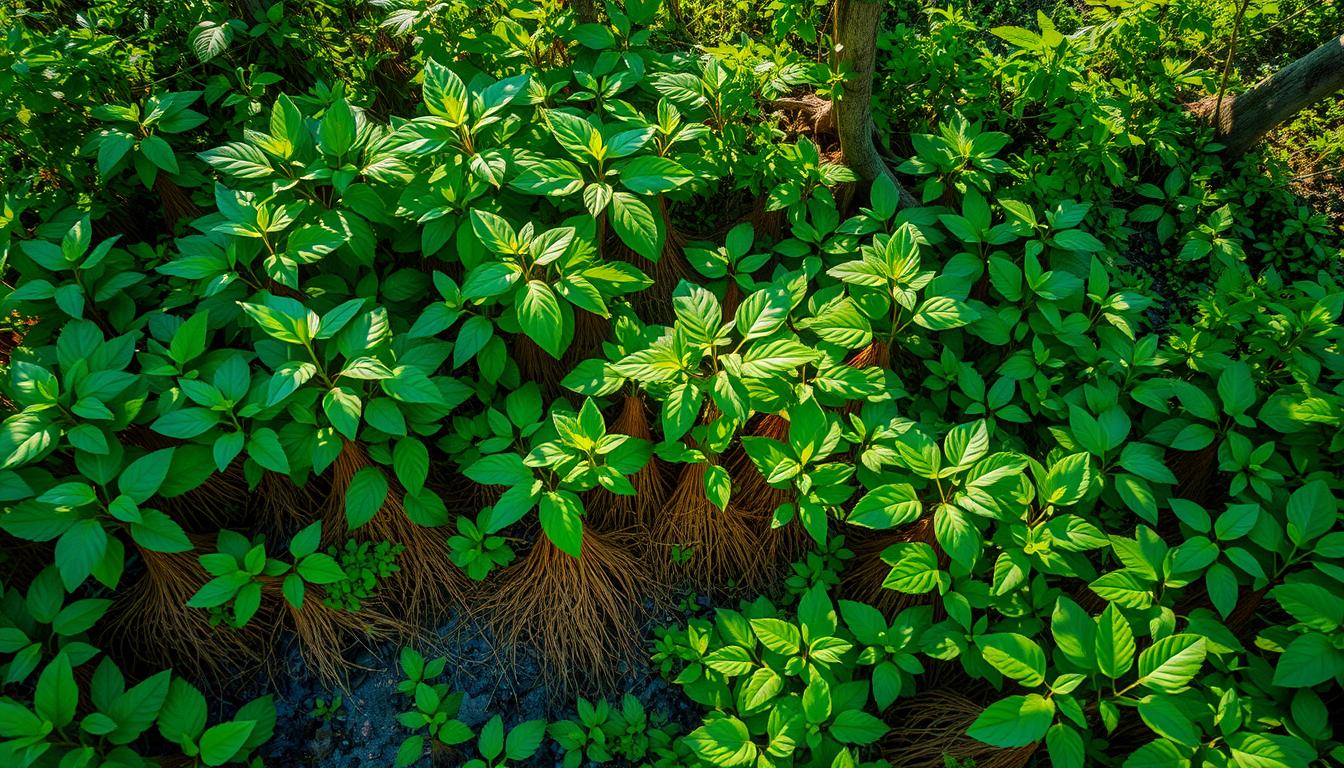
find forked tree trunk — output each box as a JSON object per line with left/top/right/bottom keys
{"left": 1203, "top": 31, "right": 1344, "bottom": 157}
{"left": 834, "top": 0, "right": 919, "bottom": 208}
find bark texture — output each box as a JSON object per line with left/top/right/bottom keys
{"left": 834, "top": 0, "right": 920, "bottom": 208}
{"left": 1204, "top": 31, "right": 1344, "bottom": 157}
{"left": 572, "top": 0, "right": 597, "bottom": 23}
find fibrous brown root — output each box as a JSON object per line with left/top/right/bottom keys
{"left": 721, "top": 280, "right": 743, "bottom": 322}
{"left": 106, "top": 540, "right": 274, "bottom": 683}
{"left": 726, "top": 412, "right": 810, "bottom": 564}
{"left": 747, "top": 195, "right": 787, "bottom": 241}
{"left": 882, "top": 689, "right": 1038, "bottom": 768}
{"left": 155, "top": 174, "right": 201, "bottom": 230}
{"left": 846, "top": 339, "right": 891, "bottom": 370}
{"left": 514, "top": 332, "right": 565, "bottom": 398}
{"left": 841, "top": 516, "right": 939, "bottom": 618}
{"left": 613, "top": 200, "right": 693, "bottom": 325}
{"left": 323, "top": 441, "right": 469, "bottom": 626}
{"left": 482, "top": 530, "right": 650, "bottom": 695}
{"left": 566, "top": 309, "right": 611, "bottom": 368}
{"left": 160, "top": 460, "right": 252, "bottom": 531}
{"left": 251, "top": 470, "right": 322, "bottom": 537}
{"left": 1225, "top": 584, "right": 1269, "bottom": 639}
{"left": 653, "top": 460, "right": 773, "bottom": 592}
{"left": 726, "top": 413, "right": 793, "bottom": 515}
{"left": 263, "top": 579, "right": 406, "bottom": 689}
{"left": 843, "top": 340, "right": 893, "bottom": 416}
{"left": 587, "top": 395, "right": 668, "bottom": 533}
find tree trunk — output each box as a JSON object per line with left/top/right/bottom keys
{"left": 1203, "top": 31, "right": 1344, "bottom": 157}
{"left": 834, "top": 0, "right": 920, "bottom": 208}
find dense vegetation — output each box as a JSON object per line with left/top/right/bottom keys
{"left": 1, "top": 0, "right": 1341, "bottom": 766}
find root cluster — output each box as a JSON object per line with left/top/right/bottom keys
{"left": 653, "top": 460, "right": 775, "bottom": 592}
{"left": 482, "top": 530, "right": 649, "bottom": 694}
{"left": 882, "top": 689, "right": 1038, "bottom": 768}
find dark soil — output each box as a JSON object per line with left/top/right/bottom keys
{"left": 250, "top": 599, "right": 704, "bottom": 767}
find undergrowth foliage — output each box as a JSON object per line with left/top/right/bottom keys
{"left": 1, "top": 0, "right": 1341, "bottom": 766}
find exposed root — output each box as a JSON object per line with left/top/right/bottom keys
{"left": 773, "top": 93, "right": 837, "bottom": 138}
{"left": 482, "top": 531, "right": 650, "bottom": 695}
{"left": 324, "top": 442, "right": 469, "bottom": 626}
{"left": 251, "top": 471, "right": 322, "bottom": 537}
{"left": 653, "top": 461, "right": 773, "bottom": 592}
{"left": 264, "top": 580, "right": 405, "bottom": 689}
{"left": 726, "top": 412, "right": 792, "bottom": 516}
{"left": 721, "top": 280, "right": 743, "bottom": 321}
{"left": 106, "top": 541, "right": 274, "bottom": 682}
{"left": 846, "top": 339, "right": 891, "bottom": 370}
{"left": 160, "top": 461, "right": 251, "bottom": 531}
{"left": 566, "top": 308, "right": 611, "bottom": 367}
{"left": 587, "top": 395, "right": 667, "bottom": 533}
{"left": 514, "top": 332, "right": 565, "bottom": 398}
{"left": 882, "top": 689, "right": 1038, "bottom": 768}
{"left": 155, "top": 174, "right": 200, "bottom": 231}
{"left": 1225, "top": 584, "right": 1269, "bottom": 639}
{"left": 748, "top": 195, "right": 787, "bottom": 241}
{"left": 613, "top": 200, "right": 693, "bottom": 325}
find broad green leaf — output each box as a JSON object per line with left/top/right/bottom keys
{"left": 1272, "top": 632, "right": 1344, "bottom": 688}
{"left": 1095, "top": 603, "right": 1135, "bottom": 678}
{"left": 539, "top": 491, "right": 583, "bottom": 557}
{"left": 610, "top": 192, "right": 661, "bottom": 260}
{"left": 1040, "top": 453, "right": 1092, "bottom": 506}
{"left": 1136, "top": 635, "right": 1206, "bottom": 692}
{"left": 518, "top": 280, "right": 568, "bottom": 358}
{"left": 911, "top": 296, "right": 975, "bottom": 330}
{"left": 686, "top": 717, "right": 757, "bottom": 767}
{"left": 967, "top": 694, "right": 1054, "bottom": 748}
{"left": 848, "top": 483, "right": 922, "bottom": 529}
{"left": 978, "top": 633, "right": 1046, "bottom": 687}
{"left": 345, "top": 467, "right": 389, "bottom": 529}
{"left": 200, "top": 720, "right": 256, "bottom": 766}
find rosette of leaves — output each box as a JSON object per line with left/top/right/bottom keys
{"left": 740, "top": 397, "right": 859, "bottom": 545}
{"left": 549, "top": 695, "right": 685, "bottom": 768}
{"left": 392, "top": 647, "right": 473, "bottom": 768}
{"left": 217, "top": 293, "right": 470, "bottom": 493}
{"left": 389, "top": 59, "right": 532, "bottom": 245}
{"left": 462, "top": 397, "right": 651, "bottom": 556}
{"left": 185, "top": 524, "right": 345, "bottom": 627}
{"left": 608, "top": 278, "right": 820, "bottom": 451}
{"left": 896, "top": 110, "right": 1010, "bottom": 202}
{"left": 822, "top": 220, "right": 977, "bottom": 363}
{"left": 668, "top": 586, "right": 890, "bottom": 767}
{"left": 6, "top": 217, "right": 150, "bottom": 331}
{"left": 509, "top": 106, "right": 697, "bottom": 261}
{"left": 84, "top": 92, "right": 209, "bottom": 188}
{"left": 459, "top": 209, "right": 650, "bottom": 361}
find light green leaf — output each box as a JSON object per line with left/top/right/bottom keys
{"left": 967, "top": 694, "right": 1054, "bottom": 748}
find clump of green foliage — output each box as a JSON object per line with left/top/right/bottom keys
{"left": 1, "top": 0, "right": 1341, "bottom": 766}
{"left": 322, "top": 538, "right": 404, "bottom": 611}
